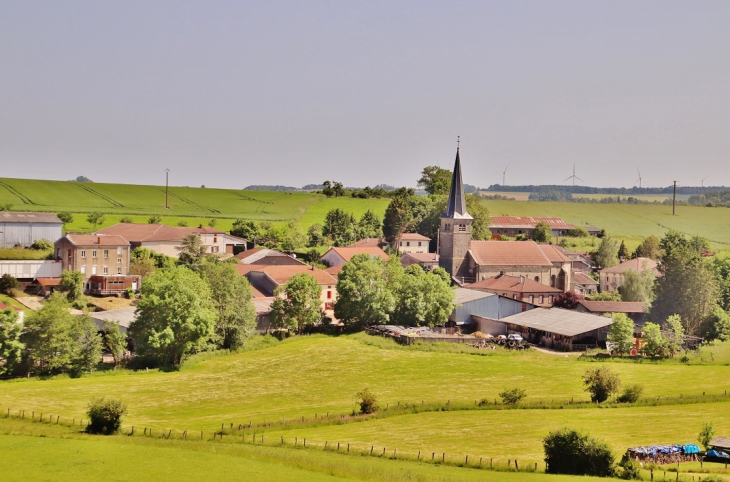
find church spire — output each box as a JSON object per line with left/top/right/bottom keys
{"left": 443, "top": 140, "right": 471, "bottom": 219}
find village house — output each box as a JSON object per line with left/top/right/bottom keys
{"left": 319, "top": 246, "right": 389, "bottom": 267}
{"left": 234, "top": 248, "right": 305, "bottom": 265}
{"left": 555, "top": 246, "right": 593, "bottom": 272}
{"left": 94, "top": 223, "right": 246, "bottom": 257}
{"left": 489, "top": 216, "right": 575, "bottom": 238}
{"left": 464, "top": 274, "right": 562, "bottom": 307}
{"left": 236, "top": 264, "right": 338, "bottom": 313}
{"left": 576, "top": 300, "right": 647, "bottom": 327}
{"left": 572, "top": 271, "right": 599, "bottom": 295}
{"left": 53, "top": 234, "right": 141, "bottom": 294}
{"left": 400, "top": 252, "right": 440, "bottom": 271}
{"left": 0, "top": 212, "right": 62, "bottom": 248}
{"left": 599, "top": 257, "right": 658, "bottom": 293}
{"left": 397, "top": 233, "right": 431, "bottom": 254}
{"left": 347, "top": 238, "right": 385, "bottom": 249}
{"left": 437, "top": 148, "right": 573, "bottom": 292}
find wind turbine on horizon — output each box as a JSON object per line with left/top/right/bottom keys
{"left": 690, "top": 174, "right": 712, "bottom": 188}
{"left": 564, "top": 164, "right": 583, "bottom": 186}
{"left": 634, "top": 168, "right": 645, "bottom": 188}
{"left": 502, "top": 163, "right": 511, "bottom": 186}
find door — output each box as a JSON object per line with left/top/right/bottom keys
{"left": 132, "top": 280, "right": 138, "bottom": 290}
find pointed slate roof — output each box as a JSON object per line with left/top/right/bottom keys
{"left": 442, "top": 148, "right": 472, "bottom": 219}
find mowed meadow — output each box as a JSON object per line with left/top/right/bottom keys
{"left": 2, "top": 335, "right": 730, "bottom": 469}
{"left": 3, "top": 177, "right": 729, "bottom": 253}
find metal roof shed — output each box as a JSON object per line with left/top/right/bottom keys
{"left": 499, "top": 308, "right": 613, "bottom": 351}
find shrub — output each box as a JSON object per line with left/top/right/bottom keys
{"left": 30, "top": 239, "right": 53, "bottom": 250}
{"left": 566, "top": 227, "right": 589, "bottom": 238}
{"left": 119, "top": 216, "right": 133, "bottom": 223}
{"left": 617, "top": 384, "right": 644, "bottom": 403}
{"left": 543, "top": 428, "right": 614, "bottom": 477}
{"left": 618, "top": 459, "right": 642, "bottom": 480}
{"left": 147, "top": 214, "right": 162, "bottom": 224}
{"left": 698, "top": 422, "right": 715, "bottom": 450}
{"left": 0, "top": 274, "right": 20, "bottom": 295}
{"left": 499, "top": 388, "right": 527, "bottom": 405}
{"left": 125, "top": 287, "right": 135, "bottom": 299}
{"left": 583, "top": 367, "right": 620, "bottom": 403}
{"left": 355, "top": 388, "right": 379, "bottom": 414}
{"left": 86, "top": 397, "right": 127, "bottom": 435}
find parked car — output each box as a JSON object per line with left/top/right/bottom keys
{"left": 507, "top": 334, "right": 524, "bottom": 342}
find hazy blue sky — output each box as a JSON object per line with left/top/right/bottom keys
{"left": 1, "top": 1, "right": 729, "bottom": 189}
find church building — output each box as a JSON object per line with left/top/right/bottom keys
{"left": 438, "top": 147, "right": 572, "bottom": 291}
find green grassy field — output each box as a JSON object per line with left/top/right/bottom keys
{"left": 1, "top": 335, "right": 729, "bottom": 469}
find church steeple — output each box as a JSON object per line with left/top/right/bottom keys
{"left": 442, "top": 143, "right": 472, "bottom": 220}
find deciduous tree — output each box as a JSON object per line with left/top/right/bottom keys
{"left": 633, "top": 235, "right": 662, "bottom": 260}
{"left": 334, "top": 255, "right": 395, "bottom": 329}
{"left": 619, "top": 267, "right": 655, "bottom": 306}
{"left": 0, "top": 308, "right": 24, "bottom": 375}
{"left": 176, "top": 233, "right": 208, "bottom": 271}
{"left": 59, "top": 270, "right": 85, "bottom": 302}
{"left": 270, "top": 273, "right": 323, "bottom": 334}
{"left": 417, "top": 165, "right": 452, "bottom": 195}
{"left": 102, "top": 320, "right": 127, "bottom": 366}
{"left": 530, "top": 221, "right": 552, "bottom": 243}
{"left": 593, "top": 235, "right": 619, "bottom": 269}
{"left": 86, "top": 212, "right": 106, "bottom": 230}
{"left": 608, "top": 313, "right": 635, "bottom": 354}
{"left": 323, "top": 208, "right": 357, "bottom": 246}
{"left": 583, "top": 367, "right": 620, "bottom": 403}
{"left": 129, "top": 268, "right": 216, "bottom": 367}
{"left": 56, "top": 212, "right": 74, "bottom": 226}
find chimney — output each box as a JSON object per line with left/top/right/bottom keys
{"left": 520, "top": 275, "right": 524, "bottom": 283}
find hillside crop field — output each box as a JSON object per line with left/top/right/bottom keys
{"left": 2, "top": 335, "right": 730, "bottom": 479}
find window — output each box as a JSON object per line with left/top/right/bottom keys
{"left": 444, "top": 224, "right": 451, "bottom": 231}
{"left": 117, "top": 258, "right": 122, "bottom": 264}
{"left": 92, "top": 250, "right": 97, "bottom": 258}
{"left": 522, "top": 303, "right": 527, "bottom": 312}
{"left": 117, "top": 247, "right": 122, "bottom": 255}
{"left": 458, "top": 224, "right": 466, "bottom": 232}
{"left": 548, "top": 296, "right": 553, "bottom": 303}
{"left": 92, "top": 266, "right": 97, "bottom": 275}
{"left": 80, "top": 265, "right": 86, "bottom": 274}
{"left": 104, "top": 250, "right": 109, "bottom": 258}
{"left": 117, "top": 267, "right": 122, "bottom": 275}
{"left": 418, "top": 242, "right": 422, "bottom": 246}
{"left": 81, "top": 250, "right": 86, "bottom": 258}
{"left": 103, "top": 266, "right": 108, "bottom": 274}
{"left": 512, "top": 294, "right": 517, "bottom": 300}
{"left": 211, "top": 246, "right": 219, "bottom": 253}
{"left": 327, "top": 291, "right": 332, "bottom": 299}
{"left": 539, "top": 295, "right": 544, "bottom": 304}
{"left": 400, "top": 242, "right": 403, "bottom": 246}
{"left": 534, "top": 276, "right": 539, "bottom": 282}
{"left": 529, "top": 295, "right": 534, "bottom": 303}
{"left": 406, "top": 242, "right": 410, "bottom": 247}
{"left": 214, "top": 236, "right": 218, "bottom": 243}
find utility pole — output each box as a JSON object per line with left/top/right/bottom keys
{"left": 165, "top": 168, "right": 170, "bottom": 209}
{"left": 672, "top": 181, "right": 677, "bottom": 216}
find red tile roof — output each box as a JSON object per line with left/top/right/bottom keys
{"left": 95, "top": 223, "right": 226, "bottom": 243}
{"left": 600, "top": 257, "right": 658, "bottom": 274}
{"left": 324, "top": 265, "right": 344, "bottom": 277}
{"left": 538, "top": 244, "right": 571, "bottom": 263}
{"left": 402, "top": 252, "right": 440, "bottom": 263}
{"left": 62, "top": 235, "right": 129, "bottom": 246}
{"left": 325, "top": 247, "right": 389, "bottom": 263}
{"left": 468, "top": 241, "right": 552, "bottom": 267}
{"left": 466, "top": 275, "right": 561, "bottom": 294}
{"left": 573, "top": 272, "right": 599, "bottom": 286}
{"left": 347, "top": 238, "right": 384, "bottom": 248}
{"left": 36, "top": 277, "right": 62, "bottom": 286}
{"left": 400, "top": 232, "right": 430, "bottom": 241}
{"left": 234, "top": 248, "right": 305, "bottom": 264}
{"left": 489, "top": 217, "right": 574, "bottom": 229}
{"left": 579, "top": 301, "right": 646, "bottom": 313}
{"left": 236, "top": 264, "right": 336, "bottom": 286}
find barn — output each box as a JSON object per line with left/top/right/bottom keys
{"left": 0, "top": 212, "right": 63, "bottom": 248}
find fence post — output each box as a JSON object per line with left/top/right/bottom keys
{"left": 465, "top": 455, "right": 468, "bottom": 465}
{"left": 282, "top": 436, "right": 285, "bottom": 445}
{"left": 442, "top": 453, "right": 445, "bottom": 463}
{"left": 304, "top": 439, "right": 306, "bottom": 447}
{"left": 57, "top": 416, "right": 59, "bottom": 424}
{"left": 515, "top": 460, "right": 519, "bottom": 470}
{"left": 201, "top": 431, "right": 203, "bottom": 440}
{"left": 371, "top": 446, "right": 374, "bottom": 455}
{"left": 131, "top": 426, "right": 134, "bottom": 435}
{"left": 347, "top": 444, "right": 350, "bottom": 452}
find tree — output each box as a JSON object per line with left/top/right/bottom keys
{"left": 641, "top": 322, "right": 666, "bottom": 356}
{"left": 321, "top": 180, "right": 334, "bottom": 198}
{"left": 553, "top": 291, "right": 585, "bottom": 310}
{"left": 465, "top": 194, "right": 491, "bottom": 241}
{"left": 231, "top": 220, "right": 261, "bottom": 246}
{"left": 583, "top": 367, "right": 620, "bottom": 403}
{"left": 86, "top": 397, "right": 127, "bottom": 435}
{"left": 587, "top": 291, "right": 621, "bottom": 302}
{"left": 664, "top": 314, "right": 685, "bottom": 355}
{"left": 543, "top": 428, "right": 615, "bottom": 477}
{"left": 499, "top": 388, "right": 527, "bottom": 405}
{"left": 619, "top": 267, "right": 655, "bottom": 306}
{"left": 708, "top": 253, "right": 730, "bottom": 312}
{"left": 21, "top": 293, "right": 101, "bottom": 376}
{"left": 618, "top": 240, "right": 628, "bottom": 260}
{"left": 704, "top": 307, "right": 730, "bottom": 342}
{"left": 102, "top": 320, "right": 127, "bottom": 366}
{"left": 608, "top": 313, "right": 635, "bottom": 354}
{"left": 698, "top": 422, "right": 716, "bottom": 451}
{"left": 129, "top": 252, "right": 157, "bottom": 279}
{"left": 129, "top": 268, "right": 216, "bottom": 367}
{"left": 208, "top": 219, "right": 217, "bottom": 228}
{"left": 148, "top": 214, "right": 162, "bottom": 224}
{"left": 531, "top": 221, "right": 553, "bottom": 243}
{"left": 594, "top": 235, "right": 619, "bottom": 269}
{"left": 322, "top": 208, "right": 357, "bottom": 246}
{"left": 633, "top": 235, "right": 662, "bottom": 260}
{"left": 334, "top": 255, "right": 396, "bottom": 329}
{"left": 120, "top": 216, "right": 134, "bottom": 223}
{"left": 355, "top": 388, "right": 379, "bottom": 414}
{"left": 0, "top": 274, "right": 20, "bottom": 295}
{"left": 0, "top": 308, "right": 24, "bottom": 376}
{"left": 417, "top": 165, "right": 452, "bottom": 195}
{"left": 176, "top": 233, "right": 208, "bottom": 270}
{"left": 199, "top": 261, "right": 256, "bottom": 349}
{"left": 59, "top": 269, "right": 85, "bottom": 302}
{"left": 651, "top": 231, "right": 719, "bottom": 336}
{"left": 176, "top": 220, "right": 188, "bottom": 227}
{"left": 307, "top": 223, "right": 325, "bottom": 247}
{"left": 390, "top": 264, "right": 455, "bottom": 327}
{"left": 333, "top": 181, "right": 346, "bottom": 197}
{"left": 383, "top": 188, "right": 431, "bottom": 248}
{"left": 269, "top": 273, "right": 323, "bottom": 334}
{"left": 56, "top": 212, "right": 74, "bottom": 226}
{"left": 280, "top": 223, "right": 307, "bottom": 252}
{"left": 357, "top": 210, "right": 382, "bottom": 240}
{"left": 87, "top": 212, "right": 106, "bottom": 230}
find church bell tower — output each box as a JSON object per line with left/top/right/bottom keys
{"left": 439, "top": 141, "right": 473, "bottom": 279}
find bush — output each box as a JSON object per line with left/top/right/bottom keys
{"left": 30, "top": 239, "right": 53, "bottom": 250}
{"left": 618, "top": 459, "right": 642, "bottom": 480}
{"left": 499, "top": 388, "right": 527, "bottom": 405}
{"left": 566, "top": 227, "right": 589, "bottom": 238}
{"left": 355, "top": 388, "right": 379, "bottom": 414}
{"left": 617, "top": 384, "right": 644, "bottom": 403}
{"left": 119, "top": 216, "right": 133, "bottom": 223}
{"left": 583, "top": 367, "right": 620, "bottom": 403}
{"left": 86, "top": 397, "right": 127, "bottom": 435}
{"left": 125, "top": 287, "right": 135, "bottom": 299}
{"left": 543, "top": 428, "right": 615, "bottom": 477}
{"left": 56, "top": 211, "right": 74, "bottom": 225}
{"left": 0, "top": 274, "right": 20, "bottom": 295}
